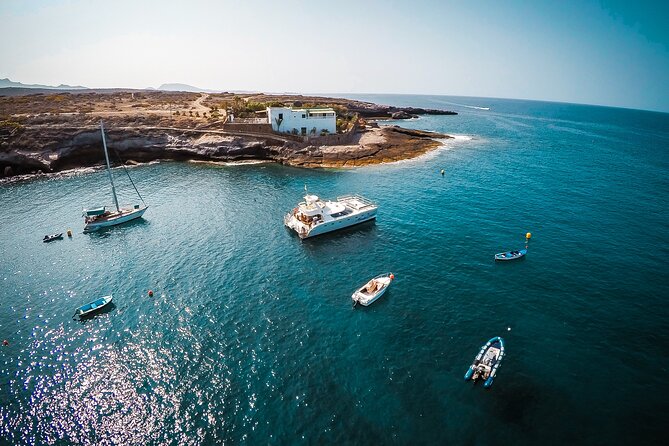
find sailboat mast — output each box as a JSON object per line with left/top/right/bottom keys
{"left": 100, "top": 121, "right": 120, "bottom": 213}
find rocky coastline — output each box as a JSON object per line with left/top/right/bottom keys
{"left": 0, "top": 91, "right": 454, "bottom": 179}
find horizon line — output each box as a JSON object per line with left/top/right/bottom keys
{"left": 1, "top": 77, "right": 667, "bottom": 115}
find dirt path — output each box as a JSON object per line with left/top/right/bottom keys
{"left": 191, "top": 93, "right": 210, "bottom": 113}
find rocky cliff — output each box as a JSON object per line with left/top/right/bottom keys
{"left": 0, "top": 124, "right": 449, "bottom": 178}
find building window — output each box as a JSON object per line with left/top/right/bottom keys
{"left": 301, "top": 127, "right": 307, "bottom": 135}
{"left": 302, "top": 114, "right": 306, "bottom": 118}
{"left": 278, "top": 113, "right": 283, "bottom": 119}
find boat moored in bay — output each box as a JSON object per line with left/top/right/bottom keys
{"left": 494, "top": 249, "right": 527, "bottom": 261}
{"left": 284, "top": 192, "right": 377, "bottom": 239}
{"left": 464, "top": 336, "right": 505, "bottom": 388}
{"left": 74, "top": 295, "right": 113, "bottom": 318}
{"left": 82, "top": 122, "right": 148, "bottom": 232}
{"left": 352, "top": 273, "right": 394, "bottom": 307}
{"left": 43, "top": 233, "right": 63, "bottom": 242}
{"left": 83, "top": 205, "right": 147, "bottom": 232}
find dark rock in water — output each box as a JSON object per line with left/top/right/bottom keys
{"left": 3, "top": 166, "right": 13, "bottom": 177}
{"left": 347, "top": 104, "right": 457, "bottom": 118}
{"left": 391, "top": 111, "right": 416, "bottom": 119}
{"left": 386, "top": 126, "right": 441, "bottom": 138}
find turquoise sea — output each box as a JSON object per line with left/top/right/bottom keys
{"left": 1, "top": 95, "right": 668, "bottom": 445}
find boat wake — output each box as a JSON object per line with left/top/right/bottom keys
{"left": 449, "top": 134, "right": 473, "bottom": 141}
{"left": 436, "top": 101, "right": 490, "bottom": 111}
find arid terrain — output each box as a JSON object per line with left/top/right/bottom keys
{"left": 0, "top": 90, "right": 455, "bottom": 177}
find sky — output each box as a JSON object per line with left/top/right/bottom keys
{"left": 1, "top": 0, "right": 668, "bottom": 112}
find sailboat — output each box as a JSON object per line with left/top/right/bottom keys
{"left": 82, "top": 122, "right": 148, "bottom": 232}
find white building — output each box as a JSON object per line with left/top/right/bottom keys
{"left": 267, "top": 107, "right": 336, "bottom": 136}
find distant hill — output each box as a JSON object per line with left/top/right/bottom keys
{"left": 0, "top": 78, "right": 87, "bottom": 90}
{"left": 157, "top": 83, "right": 219, "bottom": 93}
{"left": 0, "top": 78, "right": 262, "bottom": 96}
{"left": 156, "top": 83, "right": 258, "bottom": 94}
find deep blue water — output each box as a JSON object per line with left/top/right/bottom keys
{"left": 1, "top": 95, "right": 668, "bottom": 445}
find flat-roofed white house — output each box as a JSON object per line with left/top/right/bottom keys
{"left": 267, "top": 107, "right": 336, "bottom": 136}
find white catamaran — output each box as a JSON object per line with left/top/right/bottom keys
{"left": 82, "top": 122, "right": 148, "bottom": 232}
{"left": 284, "top": 189, "right": 377, "bottom": 239}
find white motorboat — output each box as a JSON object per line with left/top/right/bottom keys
{"left": 83, "top": 122, "right": 148, "bottom": 232}
{"left": 284, "top": 192, "right": 377, "bottom": 239}
{"left": 352, "top": 273, "right": 394, "bottom": 307}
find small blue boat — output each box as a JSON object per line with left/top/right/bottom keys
{"left": 74, "top": 295, "right": 113, "bottom": 318}
{"left": 494, "top": 249, "right": 527, "bottom": 261}
{"left": 464, "top": 337, "right": 505, "bottom": 388}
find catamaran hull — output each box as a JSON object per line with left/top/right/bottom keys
{"left": 301, "top": 209, "right": 377, "bottom": 239}
{"left": 84, "top": 207, "right": 147, "bottom": 232}
{"left": 285, "top": 193, "right": 378, "bottom": 239}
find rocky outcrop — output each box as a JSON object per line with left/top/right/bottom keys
{"left": 270, "top": 126, "right": 450, "bottom": 168}
{"left": 391, "top": 111, "right": 415, "bottom": 119}
{"left": 0, "top": 126, "right": 267, "bottom": 176}
{"left": 346, "top": 104, "right": 457, "bottom": 119}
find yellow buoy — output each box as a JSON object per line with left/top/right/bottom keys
{"left": 526, "top": 232, "right": 532, "bottom": 240}
{"left": 67, "top": 229, "right": 73, "bottom": 237}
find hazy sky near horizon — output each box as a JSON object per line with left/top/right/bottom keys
{"left": 1, "top": 0, "right": 668, "bottom": 112}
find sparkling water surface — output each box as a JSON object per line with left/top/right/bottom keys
{"left": 1, "top": 96, "right": 668, "bottom": 445}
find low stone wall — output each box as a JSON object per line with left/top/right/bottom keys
{"left": 230, "top": 117, "right": 268, "bottom": 124}
{"left": 303, "top": 132, "right": 353, "bottom": 145}
{"left": 220, "top": 123, "right": 273, "bottom": 134}
{"left": 303, "top": 122, "right": 358, "bottom": 145}
{"left": 216, "top": 122, "right": 358, "bottom": 145}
